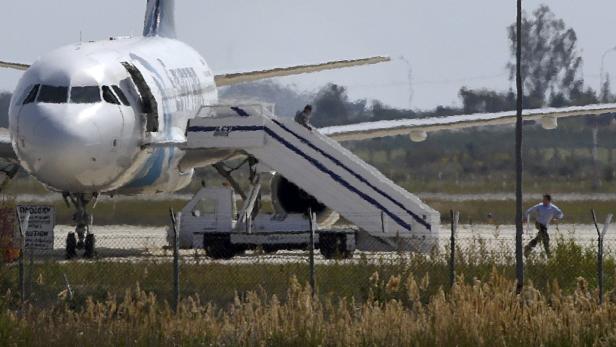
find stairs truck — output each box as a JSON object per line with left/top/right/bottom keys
{"left": 170, "top": 103, "right": 440, "bottom": 259}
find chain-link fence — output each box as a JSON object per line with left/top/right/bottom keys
{"left": 2, "top": 209, "right": 616, "bottom": 310}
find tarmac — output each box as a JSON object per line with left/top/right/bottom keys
{"left": 23, "top": 223, "right": 613, "bottom": 264}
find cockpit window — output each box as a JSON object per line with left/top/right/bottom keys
{"left": 22, "top": 84, "right": 40, "bottom": 105}
{"left": 37, "top": 85, "right": 69, "bottom": 104}
{"left": 111, "top": 85, "right": 130, "bottom": 106}
{"left": 102, "top": 86, "right": 120, "bottom": 105}
{"left": 70, "top": 86, "right": 101, "bottom": 104}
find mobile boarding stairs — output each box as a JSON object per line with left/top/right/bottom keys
{"left": 177, "top": 103, "right": 440, "bottom": 257}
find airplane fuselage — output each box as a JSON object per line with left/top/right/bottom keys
{"left": 9, "top": 36, "right": 218, "bottom": 195}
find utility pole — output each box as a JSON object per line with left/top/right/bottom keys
{"left": 591, "top": 123, "right": 600, "bottom": 190}
{"left": 399, "top": 56, "right": 414, "bottom": 108}
{"left": 599, "top": 47, "right": 616, "bottom": 100}
{"left": 592, "top": 47, "right": 616, "bottom": 190}
{"left": 515, "top": 0, "right": 524, "bottom": 294}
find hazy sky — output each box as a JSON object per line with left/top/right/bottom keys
{"left": 1, "top": 1, "right": 615, "bottom": 109}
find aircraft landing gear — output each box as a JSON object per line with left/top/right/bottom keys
{"left": 66, "top": 232, "right": 77, "bottom": 259}
{"left": 64, "top": 193, "right": 97, "bottom": 259}
{"left": 84, "top": 234, "right": 96, "bottom": 258}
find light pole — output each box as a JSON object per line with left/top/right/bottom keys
{"left": 515, "top": 0, "right": 524, "bottom": 294}
{"left": 399, "top": 56, "right": 414, "bottom": 108}
{"left": 592, "top": 47, "right": 616, "bottom": 190}
{"left": 600, "top": 46, "right": 616, "bottom": 100}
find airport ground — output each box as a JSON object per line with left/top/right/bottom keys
{"left": 4, "top": 194, "right": 612, "bottom": 226}
{"left": 4, "top": 175, "right": 615, "bottom": 226}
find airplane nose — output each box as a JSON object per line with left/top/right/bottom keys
{"left": 16, "top": 103, "right": 123, "bottom": 192}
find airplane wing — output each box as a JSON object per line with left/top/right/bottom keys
{"left": 0, "top": 128, "right": 20, "bottom": 188}
{"left": 214, "top": 56, "right": 390, "bottom": 86}
{"left": 0, "top": 128, "right": 16, "bottom": 160}
{"left": 319, "top": 103, "right": 616, "bottom": 142}
{"left": 2, "top": 56, "right": 390, "bottom": 79}
{"left": 0, "top": 60, "right": 30, "bottom": 71}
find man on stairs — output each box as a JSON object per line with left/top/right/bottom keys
{"left": 295, "top": 105, "right": 313, "bottom": 130}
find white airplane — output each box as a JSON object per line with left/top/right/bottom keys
{"left": 1, "top": 0, "right": 615, "bottom": 257}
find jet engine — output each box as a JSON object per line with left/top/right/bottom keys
{"left": 270, "top": 174, "right": 339, "bottom": 226}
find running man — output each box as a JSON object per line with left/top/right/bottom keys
{"left": 524, "top": 194, "right": 564, "bottom": 258}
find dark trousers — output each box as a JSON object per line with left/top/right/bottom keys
{"left": 525, "top": 222, "right": 551, "bottom": 257}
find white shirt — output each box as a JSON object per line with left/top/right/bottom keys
{"left": 525, "top": 203, "right": 564, "bottom": 226}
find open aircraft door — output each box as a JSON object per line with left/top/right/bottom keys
{"left": 120, "top": 62, "right": 159, "bottom": 133}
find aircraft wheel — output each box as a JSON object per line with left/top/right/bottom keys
{"left": 66, "top": 233, "right": 77, "bottom": 260}
{"left": 76, "top": 225, "right": 86, "bottom": 250}
{"left": 83, "top": 234, "right": 96, "bottom": 259}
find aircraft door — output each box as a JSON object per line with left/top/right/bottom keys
{"left": 120, "top": 62, "right": 159, "bottom": 133}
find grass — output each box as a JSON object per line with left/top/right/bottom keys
{"left": 397, "top": 176, "right": 616, "bottom": 194}
{"left": 430, "top": 199, "right": 616, "bottom": 225}
{"left": 1, "top": 238, "right": 612, "bottom": 306}
{"left": 0, "top": 241, "right": 614, "bottom": 297}
{"left": 2, "top": 193, "right": 608, "bottom": 226}
{"left": 4, "top": 168, "right": 616, "bottom": 226}
{"left": 0, "top": 238, "right": 614, "bottom": 345}
{"left": 5, "top": 173, "right": 615, "bottom": 226}
{"left": 2, "top": 267, "right": 616, "bottom": 345}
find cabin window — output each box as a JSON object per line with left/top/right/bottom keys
{"left": 70, "top": 86, "right": 101, "bottom": 104}
{"left": 102, "top": 86, "right": 120, "bottom": 105}
{"left": 111, "top": 85, "right": 130, "bottom": 106}
{"left": 37, "top": 85, "right": 69, "bottom": 104}
{"left": 192, "top": 197, "right": 217, "bottom": 217}
{"left": 22, "top": 84, "right": 40, "bottom": 105}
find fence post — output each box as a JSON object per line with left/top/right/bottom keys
{"left": 63, "top": 273, "right": 74, "bottom": 301}
{"left": 449, "top": 210, "right": 459, "bottom": 288}
{"left": 308, "top": 209, "right": 316, "bottom": 296}
{"left": 169, "top": 208, "right": 180, "bottom": 312}
{"left": 591, "top": 209, "right": 613, "bottom": 305}
{"left": 27, "top": 248, "right": 33, "bottom": 299}
{"left": 18, "top": 224, "right": 24, "bottom": 303}
{"left": 308, "top": 208, "right": 316, "bottom": 297}
{"left": 16, "top": 210, "right": 30, "bottom": 303}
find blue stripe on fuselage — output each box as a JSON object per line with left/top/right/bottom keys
{"left": 125, "top": 147, "right": 167, "bottom": 188}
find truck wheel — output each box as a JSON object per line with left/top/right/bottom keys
{"left": 204, "top": 235, "right": 236, "bottom": 260}
{"left": 262, "top": 245, "right": 278, "bottom": 254}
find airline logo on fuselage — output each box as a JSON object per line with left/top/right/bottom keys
{"left": 214, "top": 126, "right": 233, "bottom": 137}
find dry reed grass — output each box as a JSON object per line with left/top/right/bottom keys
{"left": 2, "top": 270, "right": 616, "bottom": 346}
